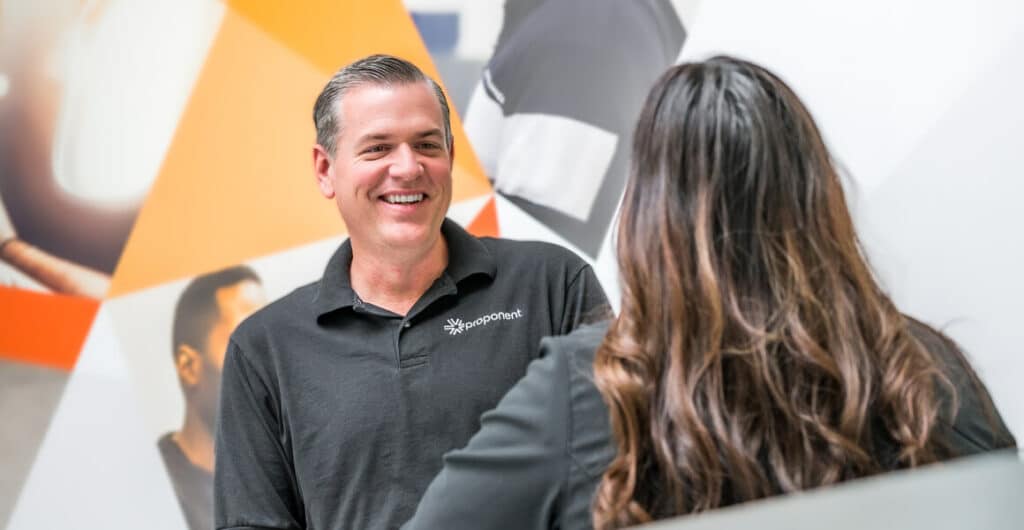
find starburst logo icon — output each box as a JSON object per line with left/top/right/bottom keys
{"left": 444, "top": 318, "right": 466, "bottom": 336}
{"left": 442, "top": 309, "right": 524, "bottom": 337}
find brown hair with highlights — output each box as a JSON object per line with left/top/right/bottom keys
{"left": 593, "top": 56, "right": 957, "bottom": 527}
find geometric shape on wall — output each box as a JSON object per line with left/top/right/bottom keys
{"left": 0, "top": 286, "right": 99, "bottom": 371}
{"left": 109, "top": 2, "right": 491, "bottom": 297}
{"left": 6, "top": 307, "right": 185, "bottom": 529}
{"left": 225, "top": 1, "right": 491, "bottom": 193}
{"left": 0, "top": 1, "right": 225, "bottom": 290}
{"left": 457, "top": 0, "right": 685, "bottom": 258}
{"left": 0, "top": 359, "right": 69, "bottom": 528}
{"left": 466, "top": 196, "right": 500, "bottom": 238}
{"left": 446, "top": 194, "right": 492, "bottom": 229}
{"left": 227, "top": 0, "right": 429, "bottom": 76}
{"left": 226, "top": 0, "right": 491, "bottom": 197}
{"left": 491, "top": 113, "right": 616, "bottom": 222}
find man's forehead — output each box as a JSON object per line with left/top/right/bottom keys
{"left": 338, "top": 81, "right": 442, "bottom": 124}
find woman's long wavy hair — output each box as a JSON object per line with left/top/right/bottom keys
{"left": 592, "top": 56, "right": 956, "bottom": 528}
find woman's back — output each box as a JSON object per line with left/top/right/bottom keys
{"left": 592, "top": 56, "right": 1017, "bottom": 526}
{"left": 403, "top": 318, "right": 1015, "bottom": 530}
{"left": 405, "top": 56, "right": 1017, "bottom": 529}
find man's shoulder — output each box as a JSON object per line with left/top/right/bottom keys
{"left": 478, "top": 236, "right": 590, "bottom": 271}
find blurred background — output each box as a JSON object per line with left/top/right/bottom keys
{"left": 0, "top": 1, "right": 1021, "bottom": 528}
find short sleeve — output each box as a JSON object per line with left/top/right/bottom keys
{"left": 560, "top": 264, "right": 609, "bottom": 334}
{"left": 214, "top": 340, "right": 304, "bottom": 529}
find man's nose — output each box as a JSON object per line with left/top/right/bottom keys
{"left": 389, "top": 144, "right": 421, "bottom": 180}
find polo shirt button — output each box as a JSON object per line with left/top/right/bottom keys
{"left": 403, "top": 322, "right": 411, "bottom": 328}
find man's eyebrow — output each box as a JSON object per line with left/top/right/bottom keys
{"left": 354, "top": 129, "right": 443, "bottom": 146}
{"left": 355, "top": 132, "right": 393, "bottom": 145}
{"left": 414, "top": 128, "right": 444, "bottom": 139}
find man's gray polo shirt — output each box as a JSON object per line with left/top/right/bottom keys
{"left": 214, "top": 219, "right": 608, "bottom": 530}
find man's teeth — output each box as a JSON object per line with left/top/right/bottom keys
{"left": 384, "top": 193, "right": 424, "bottom": 204}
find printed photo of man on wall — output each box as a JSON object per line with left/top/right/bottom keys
{"left": 158, "top": 266, "right": 266, "bottom": 530}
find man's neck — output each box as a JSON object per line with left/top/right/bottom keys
{"left": 175, "top": 413, "right": 214, "bottom": 473}
{"left": 349, "top": 235, "right": 448, "bottom": 316}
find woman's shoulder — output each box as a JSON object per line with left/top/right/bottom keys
{"left": 540, "top": 320, "right": 609, "bottom": 362}
{"left": 536, "top": 320, "right": 610, "bottom": 440}
{"left": 539, "top": 321, "right": 614, "bottom": 529}
{"left": 537, "top": 320, "right": 610, "bottom": 411}
{"left": 904, "top": 316, "right": 1017, "bottom": 453}
{"left": 541, "top": 322, "right": 615, "bottom": 465}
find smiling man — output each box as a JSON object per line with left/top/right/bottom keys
{"left": 213, "top": 55, "right": 607, "bottom": 530}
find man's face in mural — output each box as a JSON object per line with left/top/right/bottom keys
{"left": 205, "top": 280, "right": 266, "bottom": 371}
{"left": 179, "top": 279, "right": 266, "bottom": 428}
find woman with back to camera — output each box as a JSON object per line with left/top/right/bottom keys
{"left": 402, "top": 56, "right": 1017, "bottom": 530}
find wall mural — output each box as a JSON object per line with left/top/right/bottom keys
{"left": 1, "top": 1, "right": 1021, "bottom": 528}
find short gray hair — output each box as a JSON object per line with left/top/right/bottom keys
{"left": 313, "top": 54, "right": 452, "bottom": 156}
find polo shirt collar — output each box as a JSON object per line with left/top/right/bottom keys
{"left": 312, "top": 218, "right": 496, "bottom": 319}
{"left": 440, "top": 217, "right": 497, "bottom": 284}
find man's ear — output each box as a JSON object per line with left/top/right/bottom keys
{"left": 312, "top": 144, "right": 336, "bottom": 199}
{"left": 174, "top": 344, "right": 203, "bottom": 387}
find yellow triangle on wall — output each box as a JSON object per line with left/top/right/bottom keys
{"left": 109, "top": 3, "right": 491, "bottom": 297}
{"left": 227, "top": 0, "right": 490, "bottom": 197}
{"left": 227, "top": 0, "right": 490, "bottom": 204}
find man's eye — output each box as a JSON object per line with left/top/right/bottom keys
{"left": 364, "top": 145, "right": 389, "bottom": 154}
{"left": 417, "top": 142, "right": 441, "bottom": 151}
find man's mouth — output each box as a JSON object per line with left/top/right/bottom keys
{"left": 382, "top": 193, "right": 425, "bottom": 205}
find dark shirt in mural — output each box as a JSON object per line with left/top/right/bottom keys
{"left": 474, "top": 0, "right": 686, "bottom": 256}
{"left": 158, "top": 433, "right": 213, "bottom": 530}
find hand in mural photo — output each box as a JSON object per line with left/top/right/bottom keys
{"left": 0, "top": 198, "right": 110, "bottom": 299}
{"left": 0, "top": 238, "right": 111, "bottom": 299}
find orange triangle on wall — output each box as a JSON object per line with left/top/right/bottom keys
{"left": 0, "top": 287, "right": 99, "bottom": 371}
{"left": 226, "top": 0, "right": 490, "bottom": 200}
{"left": 467, "top": 196, "right": 500, "bottom": 238}
{"left": 108, "top": 6, "right": 492, "bottom": 297}
{"left": 228, "top": 0, "right": 425, "bottom": 77}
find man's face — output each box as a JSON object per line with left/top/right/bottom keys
{"left": 314, "top": 82, "right": 453, "bottom": 253}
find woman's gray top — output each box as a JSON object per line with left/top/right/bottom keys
{"left": 403, "top": 320, "right": 1016, "bottom": 530}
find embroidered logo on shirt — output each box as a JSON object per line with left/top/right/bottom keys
{"left": 444, "top": 318, "right": 466, "bottom": 335}
{"left": 443, "top": 309, "right": 524, "bottom": 336}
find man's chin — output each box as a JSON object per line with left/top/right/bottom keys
{"left": 378, "top": 222, "right": 442, "bottom": 250}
